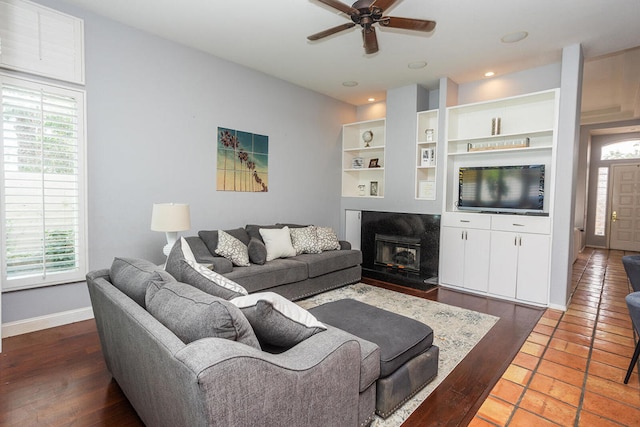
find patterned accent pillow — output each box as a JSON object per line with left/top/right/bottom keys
{"left": 289, "top": 225, "right": 322, "bottom": 255}
{"left": 182, "top": 259, "right": 248, "bottom": 299}
{"left": 230, "top": 292, "right": 326, "bottom": 348}
{"left": 317, "top": 227, "right": 341, "bottom": 251}
{"left": 215, "top": 230, "right": 250, "bottom": 266}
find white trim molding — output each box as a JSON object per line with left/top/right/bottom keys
{"left": 2, "top": 306, "right": 94, "bottom": 338}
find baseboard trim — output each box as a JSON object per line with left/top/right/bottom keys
{"left": 2, "top": 307, "right": 94, "bottom": 338}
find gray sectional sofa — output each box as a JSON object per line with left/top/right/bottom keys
{"left": 166, "top": 223, "right": 362, "bottom": 301}
{"left": 86, "top": 224, "right": 377, "bottom": 426}
{"left": 87, "top": 255, "right": 379, "bottom": 427}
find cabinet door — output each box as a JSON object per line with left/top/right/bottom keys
{"left": 463, "top": 229, "right": 491, "bottom": 292}
{"left": 488, "top": 231, "right": 518, "bottom": 298}
{"left": 516, "top": 234, "right": 550, "bottom": 304}
{"left": 439, "top": 226, "right": 466, "bottom": 287}
{"left": 345, "top": 210, "right": 361, "bottom": 250}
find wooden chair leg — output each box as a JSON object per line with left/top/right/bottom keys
{"left": 625, "top": 340, "right": 640, "bottom": 384}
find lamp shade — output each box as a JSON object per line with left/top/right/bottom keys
{"left": 151, "top": 203, "right": 191, "bottom": 232}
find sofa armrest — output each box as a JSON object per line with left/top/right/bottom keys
{"left": 339, "top": 240, "right": 352, "bottom": 250}
{"left": 175, "top": 327, "right": 365, "bottom": 426}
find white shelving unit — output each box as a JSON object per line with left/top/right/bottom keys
{"left": 342, "top": 118, "right": 385, "bottom": 198}
{"left": 415, "top": 109, "right": 438, "bottom": 200}
{"left": 439, "top": 89, "right": 560, "bottom": 306}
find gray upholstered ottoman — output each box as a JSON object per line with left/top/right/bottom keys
{"left": 308, "top": 298, "right": 439, "bottom": 418}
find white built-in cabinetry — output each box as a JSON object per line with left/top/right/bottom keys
{"left": 415, "top": 109, "right": 438, "bottom": 200}
{"left": 440, "top": 89, "right": 559, "bottom": 306}
{"left": 342, "top": 119, "right": 385, "bottom": 198}
{"left": 0, "top": 0, "right": 85, "bottom": 84}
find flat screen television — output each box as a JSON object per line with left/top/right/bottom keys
{"left": 458, "top": 164, "right": 545, "bottom": 214}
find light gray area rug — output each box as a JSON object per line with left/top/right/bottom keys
{"left": 297, "top": 283, "right": 499, "bottom": 427}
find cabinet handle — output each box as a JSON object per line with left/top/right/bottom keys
{"left": 460, "top": 220, "right": 470, "bottom": 223}
{"left": 519, "top": 236, "right": 522, "bottom": 246}
{"left": 512, "top": 223, "right": 524, "bottom": 227}
{"left": 514, "top": 236, "right": 518, "bottom": 246}
{"left": 465, "top": 231, "right": 468, "bottom": 240}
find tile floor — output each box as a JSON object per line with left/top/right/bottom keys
{"left": 471, "top": 248, "right": 640, "bottom": 426}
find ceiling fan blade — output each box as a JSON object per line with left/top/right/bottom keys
{"left": 316, "top": 0, "right": 358, "bottom": 15}
{"left": 308, "top": 22, "right": 357, "bottom": 40}
{"left": 371, "top": 0, "right": 400, "bottom": 12}
{"left": 380, "top": 16, "right": 436, "bottom": 32}
{"left": 362, "top": 26, "right": 379, "bottom": 54}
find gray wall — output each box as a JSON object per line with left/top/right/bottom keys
{"left": 2, "top": 0, "right": 356, "bottom": 323}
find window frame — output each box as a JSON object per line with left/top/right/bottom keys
{"left": 0, "top": 72, "right": 88, "bottom": 292}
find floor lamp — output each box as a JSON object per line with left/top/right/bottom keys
{"left": 151, "top": 203, "right": 191, "bottom": 256}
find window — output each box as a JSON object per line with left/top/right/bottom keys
{"left": 594, "top": 167, "right": 609, "bottom": 237}
{"left": 1, "top": 74, "right": 86, "bottom": 291}
{"left": 601, "top": 140, "right": 640, "bottom": 160}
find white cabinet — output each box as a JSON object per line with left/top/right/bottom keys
{"left": 489, "top": 231, "right": 550, "bottom": 304}
{"left": 345, "top": 210, "right": 361, "bottom": 250}
{"left": 416, "top": 109, "right": 438, "bottom": 200}
{"left": 440, "top": 213, "right": 491, "bottom": 292}
{"left": 342, "top": 119, "right": 385, "bottom": 198}
{"left": 0, "top": 0, "right": 85, "bottom": 84}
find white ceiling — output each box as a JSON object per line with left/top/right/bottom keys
{"left": 61, "top": 0, "right": 640, "bottom": 124}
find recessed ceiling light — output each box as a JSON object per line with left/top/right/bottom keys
{"left": 368, "top": 98, "right": 376, "bottom": 102}
{"left": 342, "top": 81, "right": 358, "bottom": 87}
{"left": 484, "top": 71, "right": 495, "bottom": 77}
{"left": 408, "top": 61, "right": 427, "bottom": 69}
{"left": 501, "top": 31, "right": 528, "bottom": 43}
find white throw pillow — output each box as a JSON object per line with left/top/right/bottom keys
{"left": 259, "top": 226, "right": 297, "bottom": 261}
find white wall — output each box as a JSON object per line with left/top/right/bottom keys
{"left": 2, "top": 0, "right": 356, "bottom": 324}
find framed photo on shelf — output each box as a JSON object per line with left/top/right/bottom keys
{"left": 370, "top": 181, "right": 378, "bottom": 196}
{"left": 421, "top": 147, "right": 436, "bottom": 166}
{"left": 369, "top": 158, "right": 380, "bottom": 168}
{"left": 352, "top": 157, "right": 364, "bottom": 169}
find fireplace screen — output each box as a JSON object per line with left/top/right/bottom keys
{"left": 374, "top": 234, "right": 421, "bottom": 272}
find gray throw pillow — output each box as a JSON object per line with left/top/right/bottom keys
{"left": 110, "top": 257, "right": 175, "bottom": 307}
{"left": 146, "top": 281, "right": 260, "bottom": 349}
{"left": 231, "top": 292, "right": 326, "bottom": 348}
{"left": 248, "top": 237, "right": 267, "bottom": 265}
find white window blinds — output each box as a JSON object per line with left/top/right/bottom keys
{"left": 1, "top": 74, "right": 86, "bottom": 291}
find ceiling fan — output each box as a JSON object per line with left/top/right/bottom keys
{"left": 307, "top": 0, "right": 436, "bottom": 54}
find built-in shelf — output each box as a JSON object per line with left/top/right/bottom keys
{"left": 416, "top": 109, "right": 438, "bottom": 200}
{"left": 342, "top": 118, "right": 385, "bottom": 198}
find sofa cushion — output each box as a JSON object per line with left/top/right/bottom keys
{"left": 215, "top": 230, "right": 250, "bottom": 267}
{"left": 231, "top": 292, "right": 325, "bottom": 348}
{"left": 248, "top": 237, "right": 267, "bottom": 265}
{"left": 181, "top": 259, "right": 248, "bottom": 300}
{"left": 259, "top": 226, "right": 297, "bottom": 261}
{"left": 317, "top": 227, "right": 341, "bottom": 251}
{"left": 199, "top": 228, "right": 251, "bottom": 255}
{"left": 245, "top": 224, "right": 283, "bottom": 244}
{"left": 290, "top": 226, "right": 322, "bottom": 255}
{"left": 166, "top": 236, "right": 220, "bottom": 281}
{"left": 291, "top": 249, "right": 362, "bottom": 278}
{"left": 145, "top": 280, "right": 260, "bottom": 349}
{"left": 223, "top": 258, "right": 309, "bottom": 293}
{"left": 110, "top": 257, "right": 175, "bottom": 307}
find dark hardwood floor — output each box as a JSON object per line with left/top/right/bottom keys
{"left": 0, "top": 281, "right": 543, "bottom": 427}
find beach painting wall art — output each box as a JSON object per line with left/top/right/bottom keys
{"left": 217, "top": 127, "right": 269, "bottom": 192}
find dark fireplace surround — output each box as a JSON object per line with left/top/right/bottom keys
{"left": 361, "top": 211, "right": 440, "bottom": 291}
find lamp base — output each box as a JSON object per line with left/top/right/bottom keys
{"left": 163, "top": 231, "right": 178, "bottom": 257}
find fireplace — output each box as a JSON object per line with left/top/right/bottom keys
{"left": 361, "top": 211, "right": 440, "bottom": 291}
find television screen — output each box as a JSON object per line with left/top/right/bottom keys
{"left": 458, "top": 165, "right": 545, "bottom": 213}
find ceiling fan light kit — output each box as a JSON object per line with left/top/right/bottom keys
{"left": 308, "top": 0, "right": 436, "bottom": 54}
